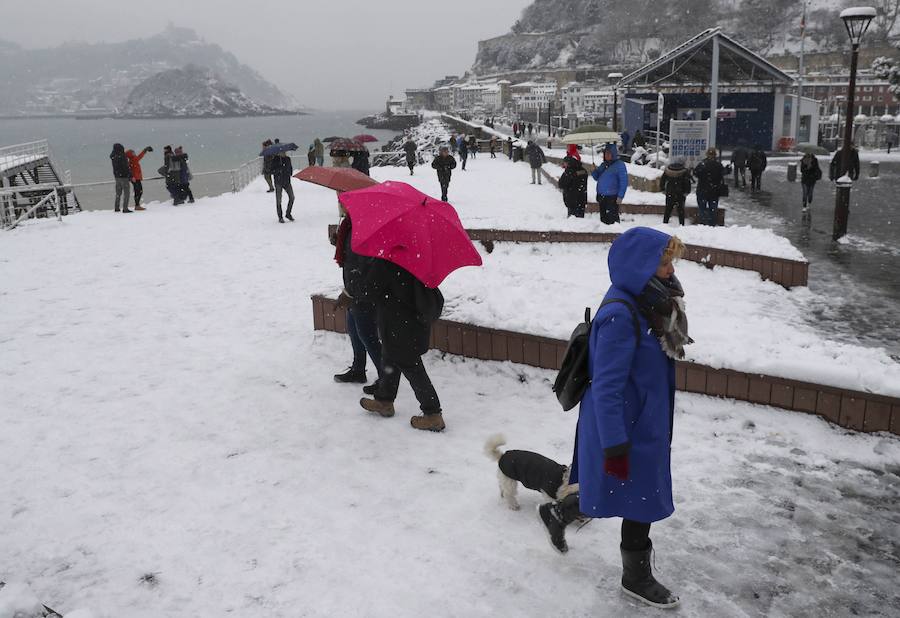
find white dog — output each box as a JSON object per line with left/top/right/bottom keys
{"left": 483, "top": 434, "right": 578, "bottom": 510}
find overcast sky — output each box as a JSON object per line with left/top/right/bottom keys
{"left": 4, "top": 0, "right": 533, "bottom": 110}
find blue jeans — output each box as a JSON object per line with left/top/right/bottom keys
{"left": 348, "top": 302, "right": 382, "bottom": 375}
{"left": 696, "top": 196, "right": 718, "bottom": 226}
{"left": 801, "top": 182, "right": 815, "bottom": 205}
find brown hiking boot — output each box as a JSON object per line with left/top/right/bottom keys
{"left": 410, "top": 413, "right": 445, "bottom": 432}
{"left": 360, "top": 398, "right": 395, "bottom": 418}
{"left": 134, "top": 205, "right": 146, "bottom": 211}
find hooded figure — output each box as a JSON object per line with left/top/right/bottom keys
{"left": 314, "top": 138, "right": 325, "bottom": 166}
{"left": 351, "top": 148, "right": 370, "bottom": 177}
{"left": 568, "top": 226, "right": 687, "bottom": 608}
{"left": 660, "top": 158, "right": 691, "bottom": 225}
{"left": 110, "top": 143, "right": 132, "bottom": 213}
{"left": 558, "top": 144, "right": 588, "bottom": 217}
{"left": 591, "top": 143, "right": 628, "bottom": 224}
{"left": 402, "top": 139, "right": 418, "bottom": 175}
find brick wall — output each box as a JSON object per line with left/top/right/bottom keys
{"left": 311, "top": 295, "right": 900, "bottom": 436}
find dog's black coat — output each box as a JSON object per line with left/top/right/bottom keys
{"left": 498, "top": 450, "right": 567, "bottom": 498}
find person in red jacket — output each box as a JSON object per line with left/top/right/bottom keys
{"left": 125, "top": 146, "right": 153, "bottom": 210}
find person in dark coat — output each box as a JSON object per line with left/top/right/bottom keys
{"left": 591, "top": 143, "right": 628, "bottom": 224}
{"left": 569, "top": 227, "right": 689, "bottom": 609}
{"left": 489, "top": 136, "right": 498, "bottom": 158}
{"left": 748, "top": 145, "right": 767, "bottom": 191}
{"left": 660, "top": 158, "right": 692, "bottom": 225}
{"left": 162, "top": 145, "right": 178, "bottom": 202}
{"left": 271, "top": 152, "right": 294, "bottom": 222}
{"left": 351, "top": 148, "right": 371, "bottom": 176}
{"left": 469, "top": 135, "right": 478, "bottom": 159}
{"left": 176, "top": 147, "right": 194, "bottom": 204}
{"left": 458, "top": 136, "right": 469, "bottom": 171}
{"left": 525, "top": 140, "right": 546, "bottom": 184}
{"left": 307, "top": 144, "right": 316, "bottom": 167}
{"left": 829, "top": 145, "right": 860, "bottom": 181}
{"left": 506, "top": 137, "right": 514, "bottom": 160}
{"left": 692, "top": 148, "right": 724, "bottom": 226}
{"left": 402, "top": 139, "right": 418, "bottom": 175}
{"left": 527, "top": 122, "right": 534, "bottom": 137}
{"left": 620, "top": 130, "right": 631, "bottom": 152}
{"left": 512, "top": 122, "right": 519, "bottom": 138}
{"left": 166, "top": 147, "right": 190, "bottom": 205}
{"left": 110, "top": 143, "right": 133, "bottom": 213}
{"left": 262, "top": 139, "right": 275, "bottom": 192}
{"left": 799, "top": 153, "right": 823, "bottom": 211}
{"left": 356, "top": 258, "right": 445, "bottom": 432}
{"left": 558, "top": 144, "right": 587, "bottom": 217}
{"left": 431, "top": 146, "right": 456, "bottom": 201}
{"left": 730, "top": 145, "right": 748, "bottom": 188}
{"left": 333, "top": 213, "right": 383, "bottom": 387}
{"left": 449, "top": 133, "right": 458, "bottom": 154}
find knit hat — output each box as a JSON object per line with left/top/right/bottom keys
{"left": 566, "top": 144, "right": 581, "bottom": 160}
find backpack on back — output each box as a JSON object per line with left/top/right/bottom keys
{"left": 552, "top": 299, "right": 641, "bottom": 411}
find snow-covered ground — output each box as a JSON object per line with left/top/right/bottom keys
{"left": 2, "top": 166, "right": 899, "bottom": 616}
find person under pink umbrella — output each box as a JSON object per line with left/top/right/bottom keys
{"left": 338, "top": 181, "right": 482, "bottom": 431}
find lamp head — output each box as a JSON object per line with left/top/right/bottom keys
{"left": 840, "top": 7, "right": 876, "bottom": 46}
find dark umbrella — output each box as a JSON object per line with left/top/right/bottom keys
{"left": 322, "top": 136, "right": 343, "bottom": 143}
{"left": 353, "top": 134, "right": 378, "bottom": 143}
{"left": 259, "top": 142, "right": 299, "bottom": 157}
{"left": 328, "top": 138, "right": 365, "bottom": 153}
{"left": 293, "top": 166, "right": 379, "bottom": 193}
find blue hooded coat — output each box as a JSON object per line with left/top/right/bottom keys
{"left": 570, "top": 227, "right": 676, "bottom": 523}
{"left": 591, "top": 143, "right": 629, "bottom": 200}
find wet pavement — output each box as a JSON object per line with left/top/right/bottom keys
{"left": 724, "top": 158, "right": 900, "bottom": 356}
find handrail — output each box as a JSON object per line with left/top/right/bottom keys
{"left": 3, "top": 188, "right": 60, "bottom": 230}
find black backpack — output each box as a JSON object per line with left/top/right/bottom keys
{"left": 552, "top": 299, "right": 641, "bottom": 411}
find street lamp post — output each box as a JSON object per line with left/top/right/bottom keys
{"left": 608, "top": 72, "right": 623, "bottom": 132}
{"left": 833, "top": 6, "right": 876, "bottom": 241}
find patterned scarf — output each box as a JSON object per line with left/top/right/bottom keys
{"left": 637, "top": 276, "right": 693, "bottom": 360}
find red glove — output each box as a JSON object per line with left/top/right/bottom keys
{"left": 604, "top": 454, "right": 629, "bottom": 481}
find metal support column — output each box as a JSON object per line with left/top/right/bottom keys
{"left": 709, "top": 35, "right": 720, "bottom": 148}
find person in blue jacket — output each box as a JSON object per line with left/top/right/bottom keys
{"left": 569, "top": 227, "right": 691, "bottom": 608}
{"left": 591, "top": 143, "right": 628, "bottom": 224}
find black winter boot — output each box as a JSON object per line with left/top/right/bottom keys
{"left": 537, "top": 493, "right": 583, "bottom": 554}
{"left": 334, "top": 367, "right": 367, "bottom": 383}
{"left": 620, "top": 540, "right": 679, "bottom": 608}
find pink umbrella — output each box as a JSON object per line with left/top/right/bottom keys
{"left": 338, "top": 181, "right": 482, "bottom": 288}
{"left": 353, "top": 134, "right": 378, "bottom": 143}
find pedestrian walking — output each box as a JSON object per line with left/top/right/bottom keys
{"left": 262, "top": 139, "right": 276, "bottom": 192}
{"left": 314, "top": 138, "right": 325, "bottom": 166}
{"left": 110, "top": 143, "right": 133, "bottom": 213}
{"left": 458, "top": 136, "right": 469, "bottom": 171}
{"left": 507, "top": 137, "right": 514, "bottom": 160}
{"left": 271, "top": 151, "right": 294, "bottom": 223}
{"left": 693, "top": 147, "right": 725, "bottom": 226}
{"left": 161, "top": 145, "right": 178, "bottom": 202}
{"left": 403, "top": 139, "right": 418, "bottom": 175}
{"left": 307, "top": 144, "right": 316, "bottom": 167}
{"left": 748, "top": 145, "right": 767, "bottom": 191}
{"left": 525, "top": 140, "right": 546, "bottom": 185}
{"left": 356, "top": 258, "right": 446, "bottom": 432}
{"left": 591, "top": 143, "right": 628, "bottom": 224}
{"left": 489, "top": 136, "right": 498, "bottom": 158}
{"left": 799, "top": 152, "right": 822, "bottom": 211}
{"left": 333, "top": 212, "right": 383, "bottom": 388}
{"left": 351, "top": 148, "right": 370, "bottom": 177}
{"left": 558, "top": 144, "right": 587, "bottom": 217}
{"left": 125, "top": 146, "right": 152, "bottom": 211}
{"left": 887, "top": 130, "right": 898, "bottom": 154}
{"left": 512, "top": 123, "right": 519, "bottom": 139}
{"left": 730, "top": 144, "right": 748, "bottom": 188}
{"left": 660, "top": 158, "right": 692, "bottom": 225}
{"left": 569, "top": 227, "right": 689, "bottom": 609}
{"left": 527, "top": 122, "right": 533, "bottom": 137}
{"left": 829, "top": 144, "right": 860, "bottom": 181}
{"left": 469, "top": 135, "right": 478, "bottom": 159}
{"left": 620, "top": 130, "right": 631, "bottom": 152}
{"left": 432, "top": 146, "right": 456, "bottom": 201}
{"left": 450, "top": 133, "right": 458, "bottom": 154}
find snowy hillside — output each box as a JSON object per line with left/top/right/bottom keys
{"left": 473, "top": 0, "right": 900, "bottom": 74}
{"left": 120, "top": 65, "right": 287, "bottom": 118}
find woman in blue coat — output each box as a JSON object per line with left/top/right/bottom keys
{"left": 569, "top": 226, "right": 690, "bottom": 608}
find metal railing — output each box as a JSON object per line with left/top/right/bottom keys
{"left": 0, "top": 139, "right": 50, "bottom": 172}
{"left": 1, "top": 186, "right": 61, "bottom": 229}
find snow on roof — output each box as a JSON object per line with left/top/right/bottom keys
{"left": 840, "top": 6, "right": 877, "bottom": 18}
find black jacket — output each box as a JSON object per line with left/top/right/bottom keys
{"left": 693, "top": 158, "right": 724, "bottom": 200}
{"left": 829, "top": 148, "right": 860, "bottom": 181}
{"left": 557, "top": 156, "right": 588, "bottom": 207}
{"left": 432, "top": 154, "right": 456, "bottom": 183}
{"left": 271, "top": 155, "right": 293, "bottom": 185}
{"left": 110, "top": 144, "right": 131, "bottom": 179}
{"left": 661, "top": 163, "right": 692, "bottom": 198}
{"left": 341, "top": 221, "right": 376, "bottom": 299}
{"left": 352, "top": 150, "right": 370, "bottom": 176}
{"left": 403, "top": 141, "right": 417, "bottom": 164}
{"left": 356, "top": 259, "right": 444, "bottom": 364}
{"left": 748, "top": 149, "right": 767, "bottom": 173}
{"left": 731, "top": 147, "right": 748, "bottom": 168}
{"left": 800, "top": 157, "right": 823, "bottom": 185}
